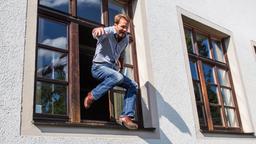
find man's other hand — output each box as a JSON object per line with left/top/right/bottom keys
{"left": 92, "top": 27, "right": 105, "bottom": 38}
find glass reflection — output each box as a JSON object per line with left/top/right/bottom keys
{"left": 37, "top": 48, "right": 68, "bottom": 81}
{"left": 38, "top": 18, "right": 67, "bottom": 49}
{"left": 202, "top": 63, "right": 216, "bottom": 84}
{"left": 40, "top": 0, "right": 69, "bottom": 13}
{"left": 212, "top": 40, "right": 225, "bottom": 63}
{"left": 193, "top": 81, "right": 202, "bottom": 101}
{"left": 196, "top": 105, "right": 206, "bottom": 126}
{"left": 221, "top": 88, "right": 234, "bottom": 106}
{"left": 77, "top": 0, "right": 102, "bottom": 24}
{"left": 189, "top": 60, "right": 199, "bottom": 80}
{"left": 207, "top": 85, "right": 219, "bottom": 104}
{"left": 185, "top": 29, "right": 194, "bottom": 53}
{"left": 210, "top": 106, "right": 222, "bottom": 126}
{"left": 113, "top": 92, "right": 124, "bottom": 119}
{"left": 225, "top": 108, "right": 238, "bottom": 127}
{"left": 196, "top": 33, "right": 211, "bottom": 58}
{"left": 121, "top": 67, "right": 134, "bottom": 80}
{"left": 124, "top": 45, "right": 133, "bottom": 64}
{"left": 217, "top": 69, "right": 230, "bottom": 87}
{"left": 108, "top": 0, "right": 125, "bottom": 26}
{"left": 35, "top": 81, "right": 67, "bottom": 115}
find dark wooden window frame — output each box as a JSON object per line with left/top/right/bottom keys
{"left": 184, "top": 23, "right": 243, "bottom": 134}
{"left": 34, "top": 0, "right": 143, "bottom": 129}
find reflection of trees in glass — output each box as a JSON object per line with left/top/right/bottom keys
{"left": 210, "top": 106, "right": 222, "bottom": 125}
{"left": 193, "top": 81, "right": 202, "bottom": 101}
{"left": 197, "top": 34, "right": 210, "bottom": 58}
{"left": 207, "top": 85, "right": 218, "bottom": 104}
{"left": 196, "top": 105, "right": 206, "bottom": 126}
{"left": 36, "top": 82, "right": 67, "bottom": 115}
{"left": 185, "top": 29, "right": 193, "bottom": 53}
{"left": 203, "top": 64, "right": 214, "bottom": 83}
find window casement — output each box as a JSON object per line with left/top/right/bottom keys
{"left": 34, "top": 0, "right": 143, "bottom": 128}
{"left": 183, "top": 22, "right": 243, "bottom": 133}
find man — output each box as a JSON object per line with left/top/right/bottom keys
{"left": 83, "top": 14, "right": 138, "bottom": 130}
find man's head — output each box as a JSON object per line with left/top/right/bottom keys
{"left": 114, "top": 14, "right": 130, "bottom": 38}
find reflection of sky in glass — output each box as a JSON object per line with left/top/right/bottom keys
{"left": 77, "top": 0, "right": 102, "bottom": 23}
{"left": 124, "top": 45, "right": 133, "bottom": 64}
{"left": 38, "top": 18, "right": 67, "bottom": 49}
{"left": 40, "top": 0, "right": 69, "bottom": 13}
{"left": 212, "top": 40, "right": 225, "bottom": 63}
{"left": 196, "top": 34, "right": 211, "bottom": 58}
{"left": 189, "top": 60, "right": 199, "bottom": 80}
{"left": 108, "top": 0, "right": 125, "bottom": 25}
{"left": 221, "top": 88, "right": 233, "bottom": 106}
{"left": 202, "top": 63, "right": 215, "bottom": 84}
{"left": 225, "top": 108, "right": 238, "bottom": 127}
{"left": 37, "top": 48, "right": 68, "bottom": 81}
{"left": 217, "top": 68, "right": 230, "bottom": 87}
{"left": 122, "top": 67, "right": 134, "bottom": 80}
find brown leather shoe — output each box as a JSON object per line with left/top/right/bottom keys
{"left": 118, "top": 116, "right": 138, "bottom": 130}
{"left": 84, "top": 92, "right": 94, "bottom": 109}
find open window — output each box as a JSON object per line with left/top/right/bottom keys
{"left": 34, "top": 0, "right": 143, "bottom": 128}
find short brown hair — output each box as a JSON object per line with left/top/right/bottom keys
{"left": 114, "top": 13, "right": 130, "bottom": 24}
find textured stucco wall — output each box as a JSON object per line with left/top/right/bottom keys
{"left": 1, "top": 0, "right": 256, "bottom": 144}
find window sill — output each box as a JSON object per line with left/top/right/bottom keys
{"left": 33, "top": 120, "right": 156, "bottom": 131}
{"left": 200, "top": 129, "right": 255, "bottom": 138}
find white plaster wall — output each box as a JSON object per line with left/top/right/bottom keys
{"left": 1, "top": 0, "right": 256, "bottom": 144}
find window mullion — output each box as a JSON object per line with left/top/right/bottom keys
{"left": 70, "top": 0, "right": 77, "bottom": 17}
{"left": 192, "top": 31, "right": 214, "bottom": 131}
{"left": 102, "top": 0, "right": 108, "bottom": 25}
{"left": 69, "top": 22, "right": 80, "bottom": 123}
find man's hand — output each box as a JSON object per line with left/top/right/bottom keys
{"left": 92, "top": 27, "right": 105, "bottom": 38}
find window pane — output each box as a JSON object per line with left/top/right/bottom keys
{"left": 124, "top": 45, "right": 133, "bottom": 65}
{"left": 38, "top": 18, "right": 68, "bottom": 49}
{"left": 108, "top": 0, "right": 125, "bottom": 26}
{"left": 184, "top": 29, "right": 194, "bottom": 53}
{"left": 189, "top": 60, "right": 199, "bottom": 80}
{"left": 113, "top": 92, "right": 124, "bottom": 120}
{"left": 225, "top": 108, "right": 239, "bottom": 127}
{"left": 196, "top": 104, "right": 206, "bottom": 126}
{"left": 39, "top": 0, "right": 69, "bottom": 13}
{"left": 221, "top": 88, "right": 234, "bottom": 106}
{"left": 37, "top": 48, "right": 68, "bottom": 81}
{"left": 202, "top": 63, "right": 216, "bottom": 84}
{"left": 121, "top": 67, "right": 134, "bottom": 80}
{"left": 196, "top": 33, "right": 211, "bottom": 58}
{"left": 35, "top": 81, "right": 67, "bottom": 115}
{"left": 210, "top": 106, "right": 223, "bottom": 126}
{"left": 193, "top": 81, "right": 203, "bottom": 102}
{"left": 212, "top": 40, "right": 225, "bottom": 63}
{"left": 77, "top": 0, "right": 102, "bottom": 24}
{"left": 112, "top": 92, "right": 138, "bottom": 121}
{"left": 217, "top": 68, "right": 230, "bottom": 87}
{"left": 207, "top": 85, "right": 219, "bottom": 104}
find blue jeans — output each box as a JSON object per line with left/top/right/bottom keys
{"left": 91, "top": 63, "right": 138, "bottom": 118}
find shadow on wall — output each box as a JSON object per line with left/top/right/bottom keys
{"left": 142, "top": 81, "right": 191, "bottom": 143}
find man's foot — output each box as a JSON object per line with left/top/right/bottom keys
{"left": 84, "top": 92, "right": 94, "bottom": 109}
{"left": 118, "top": 116, "right": 138, "bottom": 130}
